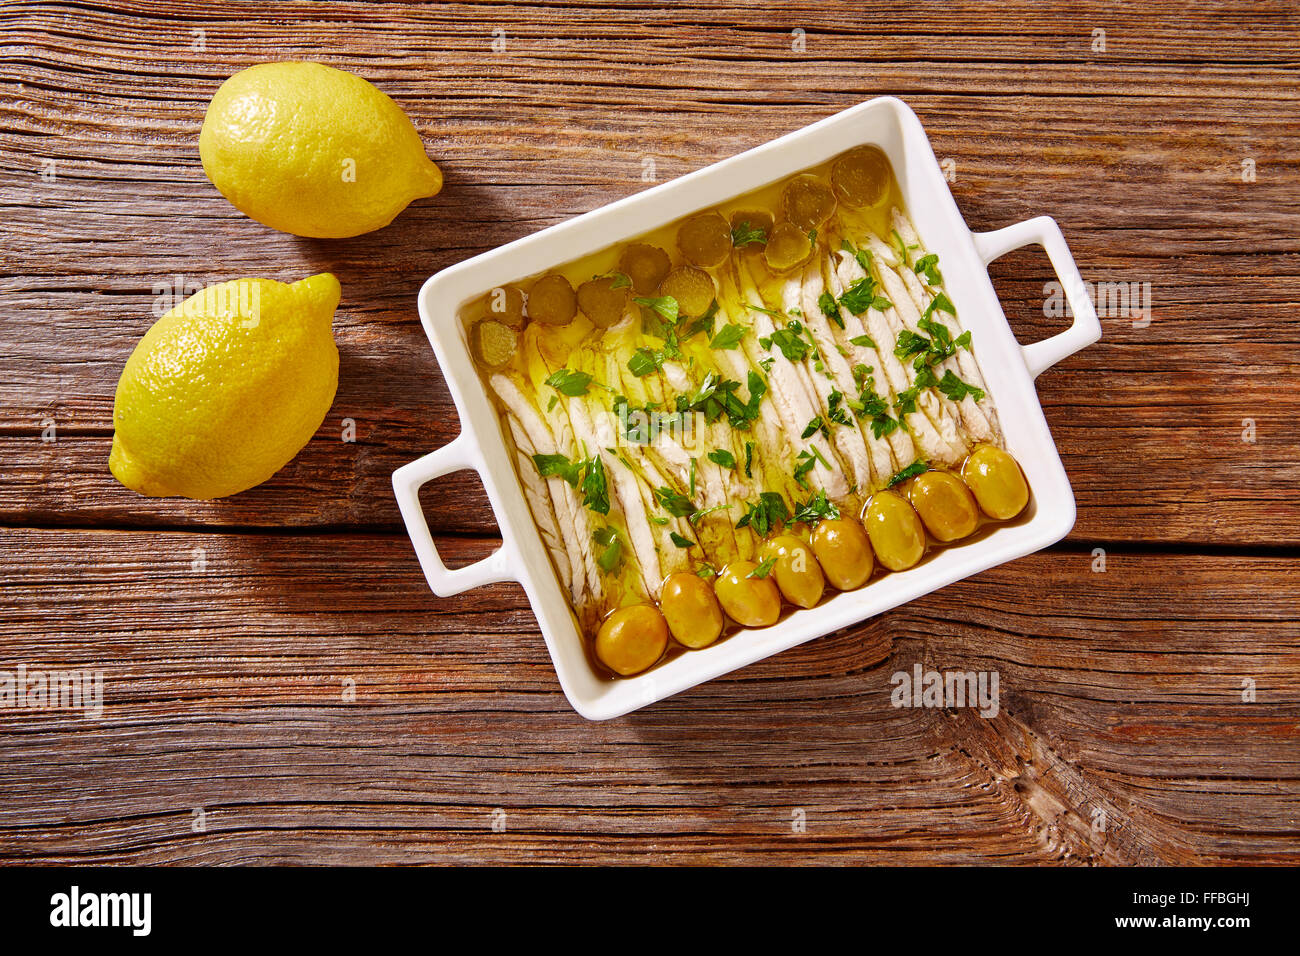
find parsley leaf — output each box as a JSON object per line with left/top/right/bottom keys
{"left": 792, "top": 488, "right": 840, "bottom": 524}
{"left": 709, "top": 323, "right": 747, "bottom": 350}
{"left": 818, "top": 291, "right": 844, "bottom": 330}
{"left": 936, "top": 369, "right": 985, "bottom": 403}
{"left": 593, "top": 527, "right": 622, "bottom": 572}
{"left": 635, "top": 295, "right": 679, "bottom": 324}
{"left": 747, "top": 556, "right": 777, "bottom": 579}
{"left": 707, "top": 448, "right": 736, "bottom": 469}
{"left": 669, "top": 531, "right": 694, "bottom": 549}
{"left": 914, "top": 253, "right": 943, "bottom": 285}
{"left": 655, "top": 486, "right": 695, "bottom": 518}
{"left": 731, "top": 222, "right": 767, "bottom": 247}
{"left": 580, "top": 455, "right": 609, "bottom": 514}
{"left": 736, "top": 492, "right": 789, "bottom": 536}
{"left": 849, "top": 333, "right": 877, "bottom": 349}
{"left": 544, "top": 368, "right": 596, "bottom": 397}
{"left": 887, "top": 461, "right": 929, "bottom": 488}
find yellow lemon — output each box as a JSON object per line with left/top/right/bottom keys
{"left": 199, "top": 62, "right": 442, "bottom": 238}
{"left": 109, "top": 275, "right": 341, "bottom": 499}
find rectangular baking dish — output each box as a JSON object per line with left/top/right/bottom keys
{"left": 394, "top": 96, "right": 1101, "bottom": 720}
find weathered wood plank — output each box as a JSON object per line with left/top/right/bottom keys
{"left": 0, "top": 529, "right": 1295, "bottom": 864}
{"left": 2, "top": 2, "right": 1298, "bottom": 542}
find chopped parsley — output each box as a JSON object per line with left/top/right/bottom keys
{"left": 747, "top": 556, "right": 777, "bottom": 579}
{"left": 936, "top": 369, "right": 985, "bottom": 403}
{"left": 534, "top": 452, "right": 609, "bottom": 514}
{"left": 736, "top": 492, "right": 789, "bottom": 536}
{"left": 887, "top": 461, "right": 929, "bottom": 488}
{"left": 826, "top": 389, "right": 854, "bottom": 427}
{"left": 839, "top": 276, "right": 892, "bottom": 315}
{"left": 849, "top": 333, "right": 877, "bottom": 349}
{"left": 543, "top": 368, "right": 598, "bottom": 397}
{"left": 731, "top": 222, "right": 768, "bottom": 247}
{"left": 634, "top": 295, "right": 679, "bottom": 324}
{"left": 914, "top": 253, "right": 943, "bottom": 285}
{"left": 592, "top": 527, "right": 623, "bottom": 572}
{"left": 654, "top": 485, "right": 695, "bottom": 518}
{"left": 707, "top": 448, "right": 736, "bottom": 469}
{"left": 793, "top": 488, "right": 840, "bottom": 524}
{"left": 840, "top": 239, "right": 872, "bottom": 272}
{"left": 708, "top": 323, "right": 747, "bottom": 350}
{"left": 669, "top": 531, "right": 694, "bottom": 549}
{"left": 818, "top": 290, "right": 844, "bottom": 330}
{"left": 793, "top": 445, "right": 832, "bottom": 489}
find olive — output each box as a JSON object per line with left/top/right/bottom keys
{"left": 714, "top": 560, "right": 782, "bottom": 628}
{"left": 961, "top": 445, "right": 1029, "bottom": 520}
{"left": 758, "top": 534, "right": 825, "bottom": 609}
{"left": 763, "top": 222, "right": 814, "bottom": 273}
{"left": 577, "top": 275, "right": 631, "bottom": 328}
{"left": 810, "top": 517, "right": 874, "bottom": 591}
{"left": 862, "top": 490, "right": 926, "bottom": 571}
{"left": 831, "top": 145, "right": 891, "bottom": 209}
{"left": 484, "top": 285, "right": 526, "bottom": 327}
{"left": 657, "top": 265, "right": 716, "bottom": 318}
{"left": 908, "top": 470, "right": 980, "bottom": 542}
{"left": 780, "top": 174, "right": 836, "bottom": 231}
{"left": 527, "top": 273, "right": 577, "bottom": 326}
{"left": 595, "top": 603, "right": 669, "bottom": 676}
{"left": 676, "top": 211, "right": 733, "bottom": 268}
{"left": 617, "top": 243, "right": 672, "bottom": 296}
{"left": 469, "top": 319, "right": 518, "bottom": 370}
{"left": 660, "top": 572, "right": 725, "bottom": 649}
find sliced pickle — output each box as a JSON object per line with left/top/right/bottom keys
{"left": 484, "top": 285, "right": 526, "bottom": 328}
{"left": 528, "top": 273, "right": 577, "bottom": 326}
{"left": 730, "top": 209, "right": 774, "bottom": 249}
{"left": 617, "top": 243, "right": 672, "bottom": 296}
{"left": 676, "top": 211, "right": 733, "bottom": 268}
{"left": 577, "top": 275, "right": 631, "bottom": 328}
{"left": 763, "top": 222, "right": 814, "bottom": 273}
{"left": 657, "top": 266, "right": 716, "bottom": 317}
{"left": 780, "top": 174, "right": 836, "bottom": 231}
{"left": 470, "top": 319, "right": 518, "bottom": 370}
{"left": 831, "top": 145, "right": 891, "bottom": 209}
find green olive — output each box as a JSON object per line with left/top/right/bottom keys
{"left": 660, "top": 572, "right": 725, "bottom": 649}
{"left": 469, "top": 319, "right": 518, "bottom": 370}
{"left": 595, "top": 604, "right": 669, "bottom": 676}
{"left": 961, "top": 445, "right": 1029, "bottom": 520}
{"left": 527, "top": 273, "right": 577, "bottom": 325}
{"left": 484, "top": 285, "right": 526, "bottom": 327}
{"left": 862, "top": 491, "right": 926, "bottom": 571}
{"left": 714, "top": 561, "right": 782, "bottom": 628}
{"left": 758, "top": 534, "right": 825, "bottom": 609}
{"left": 577, "top": 275, "right": 631, "bottom": 328}
{"left": 617, "top": 243, "right": 672, "bottom": 296}
{"left": 676, "top": 211, "right": 733, "bottom": 268}
{"left": 810, "top": 517, "right": 874, "bottom": 590}
{"left": 908, "top": 470, "right": 980, "bottom": 542}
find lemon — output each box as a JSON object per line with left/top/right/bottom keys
{"left": 200, "top": 62, "right": 442, "bottom": 238}
{"left": 109, "top": 275, "right": 341, "bottom": 499}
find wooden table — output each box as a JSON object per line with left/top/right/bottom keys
{"left": 2, "top": 1, "right": 1297, "bottom": 865}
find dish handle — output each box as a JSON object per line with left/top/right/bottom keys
{"left": 392, "top": 435, "right": 516, "bottom": 596}
{"left": 973, "top": 216, "right": 1102, "bottom": 379}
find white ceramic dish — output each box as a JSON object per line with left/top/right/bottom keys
{"left": 394, "top": 96, "right": 1101, "bottom": 720}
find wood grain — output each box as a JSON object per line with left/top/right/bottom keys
{"left": 0, "top": 0, "right": 1297, "bottom": 864}
{"left": 1, "top": 530, "right": 1296, "bottom": 864}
